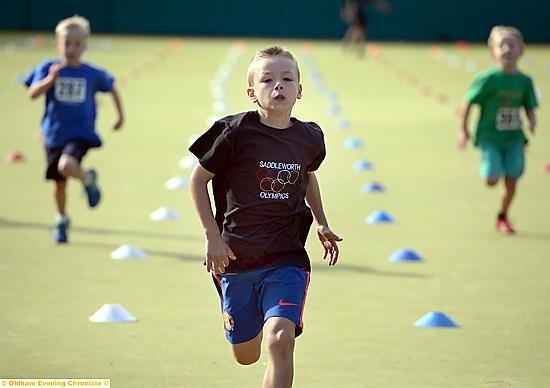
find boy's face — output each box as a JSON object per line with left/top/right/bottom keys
{"left": 56, "top": 27, "right": 87, "bottom": 66}
{"left": 247, "top": 56, "right": 302, "bottom": 113}
{"left": 491, "top": 34, "right": 523, "bottom": 69}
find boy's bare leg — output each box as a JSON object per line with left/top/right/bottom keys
{"left": 486, "top": 176, "right": 499, "bottom": 187}
{"left": 58, "top": 153, "right": 101, "bottom": 208}
{"left": 58, "top": 154, "right": 86, "bottom": 182}
{"left": 342, "top": 26, "right": 354, "bottom": 45}
{"left": 499, "top": 177, "right": 518, "bottom": 215}
{"left": 232, "top": 331, "right": 263, "bottom": 365}
{"left": 53, "top": 180, "right": 67, "bottom": 215}
{"left": 52, "top": 179, "right": 70, "bottom": 242}
{"left": 262, "top": 317, "right": 296, "bottom": 388}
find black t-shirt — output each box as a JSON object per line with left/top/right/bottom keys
{"left": 189, "top": 111, "right": 326, "bottom": 273}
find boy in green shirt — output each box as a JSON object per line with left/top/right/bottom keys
{"left": 458, "top": 26, "right": 538, "bottom": 234}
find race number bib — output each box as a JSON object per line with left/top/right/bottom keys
{"left": 495, "top": 107, "right": 521, "bottom": 131}
{"left": 55, "top": 77, "right": 86, "bottom": 103}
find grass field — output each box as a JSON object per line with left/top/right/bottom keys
{"left": 1, "top": 33, "right": 550, "bottom": 387}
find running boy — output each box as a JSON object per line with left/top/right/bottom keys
{"left": 458, "top": 26, "right": 538, "bottom": 235}
{"left": 340, "top": 0, "right": 391, "bottom": 56}
{"left": 189, "top": 46, "right": 342, "bottom": 387}
{"left": 25, "top": 15, "right": 124, "bottom": 243}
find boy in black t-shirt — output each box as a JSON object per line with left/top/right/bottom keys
{"left": 189, "top": 46, "right": 342, "bottom": 387}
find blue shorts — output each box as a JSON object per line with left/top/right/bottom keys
{"left": 212, "top": 266, "right": 310, "bottom": 344}
{"left": 479, "top": 141, "right": 525, "bottom": 179}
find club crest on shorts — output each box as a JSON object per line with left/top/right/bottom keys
{"left": 223, "top": 311, "right": 234, "bottom": 331}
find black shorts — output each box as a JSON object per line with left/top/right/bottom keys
{"left": 45, "top": 140, "right": 99, "bottom": 181}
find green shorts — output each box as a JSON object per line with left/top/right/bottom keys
{"left": 479, "top": 141, "right": 525, "bottom": 179}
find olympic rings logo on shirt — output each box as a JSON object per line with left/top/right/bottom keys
{"left": 257, "top": 167, "right": 300, "bottom": 193}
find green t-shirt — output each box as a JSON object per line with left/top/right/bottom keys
{"left": 466, "top": 67, "right": 538, "bottom": 146}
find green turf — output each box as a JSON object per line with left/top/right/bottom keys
{"left": 1, "top": 33, "right": 549, "bottom": 387}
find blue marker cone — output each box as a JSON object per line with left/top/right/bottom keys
{"left": 344, "top": 138, "right": 363, "bottom": 149}
{"left": 327, "top": 104, "right": 341, "bottom": 115}
{"left": 353, "top": 160, "right": 374, "bottom": 171}
{"left": 366, "top": 210, "right": 394, "bottom": 224}
{"left": 415, "top": 312, "right": 459, "bottom": 328}
{"left": 389, "top": 249, "right": 423, "bottom": 263}
{"left": 336, "top": 119, "right": 351, "bottom": 130}
{"left": 362, "top": 182, "right": 384, "bottom": 193}
{"left": 326, "top": 91, "right": 339, "bottom": 102}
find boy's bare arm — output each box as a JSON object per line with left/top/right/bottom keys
{"left": 110, "top": 86, "right": 124, "bottom": 130}
{"left": 305, "top": 172, "right": 342, "bottom": 266}
{"left": 458, "top": 101, "right": 472, "bottom": 148}
{"left": 28, "top": 62, "right": 65, "bottom": 99}
{"left": 305, "top": 172, "right": 328, "bottom": 226}
{"left": 189, "top": 163, "right": 236, "bottom": 273}
{"left": 526, "top": 109, "right": 537, "bottom": 134}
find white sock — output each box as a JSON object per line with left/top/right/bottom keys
{"left": 84, "top": 170, "right": 93, "bottom": 186}
{"left": 56, "top": 214, "right": 70, "bottom": 224}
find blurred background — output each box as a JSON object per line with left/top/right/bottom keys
{"left": 1, "top": 0, "right": 549, "bottom": 42}
{"left": 2, "top": 1, "right": 549, "bottom": 387}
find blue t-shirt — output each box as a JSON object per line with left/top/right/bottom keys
{"left": 25, "top": 60, "right": 114, "bottom": 148}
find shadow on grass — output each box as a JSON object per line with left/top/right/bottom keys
{"left": 0, "top": 217, "right": 199, "bottom": 241}
{"left": 516, "top": 230, "right": 550, "bottom": 240}
{"left": 67, "top": 240, "right": 204, "bottom": 263}
{"left": 70, "top": 240, "right": 427, "bottom": 277}
{"left": 1, "top": 217, "right": 431, "bottom": 276}
{"left": 312, "top": 262, "right": 430, "bottom": 278}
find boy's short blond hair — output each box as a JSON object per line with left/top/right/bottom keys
{"left": 488, "top": 26, "right": 524, "bottom": 50}
{"left": 247, "top": 45, "right": 300, "bottom": 86}
{"left": 55, "top": 15, "right": 91, "bottom": 37}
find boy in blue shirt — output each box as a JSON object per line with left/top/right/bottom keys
{"left": 25, "top": 15, "right": 124, "bottom": 243}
